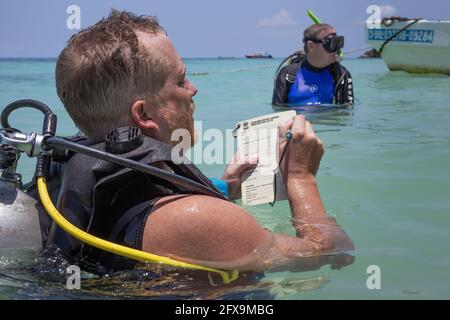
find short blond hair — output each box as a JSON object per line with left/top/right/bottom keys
{"left": 56, "top": 10, "right": 170, "bottom": 140}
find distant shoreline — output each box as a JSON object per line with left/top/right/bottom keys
{"left": 0, "top": 57, "right": 57, "bottom": 61}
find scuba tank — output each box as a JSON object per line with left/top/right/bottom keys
{"left": 0, "top": 99, "right": 58, "bottom": 250}
{"left": 0, "top": 143, "right": 43, "bottom": 249}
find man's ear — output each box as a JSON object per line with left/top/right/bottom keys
{"left": 306, "top": 40, "right": 315, "bottom": 53}
{"left": 130, "top": 100, "right": 159, "bottom": 132}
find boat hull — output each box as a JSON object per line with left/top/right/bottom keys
{"left": 366, "top": 19, "right": 450, "bottom": 75}
{"left": 245, "top": 55, "right": 273, "bottom": 59}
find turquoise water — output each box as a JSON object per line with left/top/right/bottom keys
{"left": 1, "top": 58, "right": 450, "bottom": 299}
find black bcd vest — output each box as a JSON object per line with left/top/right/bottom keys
{"left": 46, "top": 134, "right": 227, "bottom": 274}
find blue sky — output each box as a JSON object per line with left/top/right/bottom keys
{"left": 0, "top": 0, "right": 449, "bottom": 58}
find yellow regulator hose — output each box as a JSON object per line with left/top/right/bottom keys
{"left": 36, "top": 177, "right": 239, "bottom": 284}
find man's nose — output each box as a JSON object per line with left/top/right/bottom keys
{"left": 186, "top": 79, "right": 198, "bottom": 97}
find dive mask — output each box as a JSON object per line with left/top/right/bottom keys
{"left": 306, "top": 33, "right": 345, "bottom": 53}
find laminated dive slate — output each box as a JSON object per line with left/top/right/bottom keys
{"left": 234, "top": 111, "right": 296, "bottom": 206}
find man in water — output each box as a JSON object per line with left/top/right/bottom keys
{"left": 51, "top": 11, "right": 354, "bottom": 274}
{"left": 272, "top": 23, "right": 354, "bottom": 106}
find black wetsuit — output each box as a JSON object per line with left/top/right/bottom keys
{"left": 272, "top": 53, "right": 354, "bottom": 106}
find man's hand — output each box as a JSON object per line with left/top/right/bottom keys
{"left": 277, "top": 115, "right": 354, "bottom": 252}
{"left": 221, "top": 153, "right": 258, "bottom": 200}
{"left": 278, "top": 115, "right": 324, "bottom": 181}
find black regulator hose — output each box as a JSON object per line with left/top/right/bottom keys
{"left": 1, "top": 99, "right": 54, "bottom": 129}
{"left": 35, "top": 113, "right": 57, "bottom": 179}
{"left": 44, "top": 136, "right": 226, "bottom": 199}
{"left": 1, "top": 99, "right": 57, "bottom": 178}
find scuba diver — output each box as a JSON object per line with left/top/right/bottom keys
{"left": 0, "top": 11, "right": 354, "bottom": 284}
{"left": 273, "top": 23, "right": 354, "bottom": 107}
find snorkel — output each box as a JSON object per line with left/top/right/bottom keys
{"left": 306, "top": 9, "right": 321, "bottom": 24}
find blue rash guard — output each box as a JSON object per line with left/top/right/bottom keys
{"left": 287, "top": 61, "right": 334, "bottom": 106}
{"left": 209, "top": 178, "right": 229, "bottom": 198}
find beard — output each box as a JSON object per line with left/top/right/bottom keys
{"left": 165, "top": 99, "right": 196, "bottom": 149}
{"left": 190, "top": 100, "right": 198, "bottom": 146}
{"left": 187, "top": 99, "right": 196, "bottom": 146}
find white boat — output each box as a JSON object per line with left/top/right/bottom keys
{"left": 365, "top": 17, "right": 450, "bottom": 75}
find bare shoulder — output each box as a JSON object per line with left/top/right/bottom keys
{"left": 142, "top": 195, "right": 273, "bottom": 270}
{"left": 142, "top": 195, "right": 354, "bottom": 272}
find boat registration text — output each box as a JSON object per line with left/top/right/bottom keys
{"left": 368, "top": 29, "right": 434, "bottom": 43}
